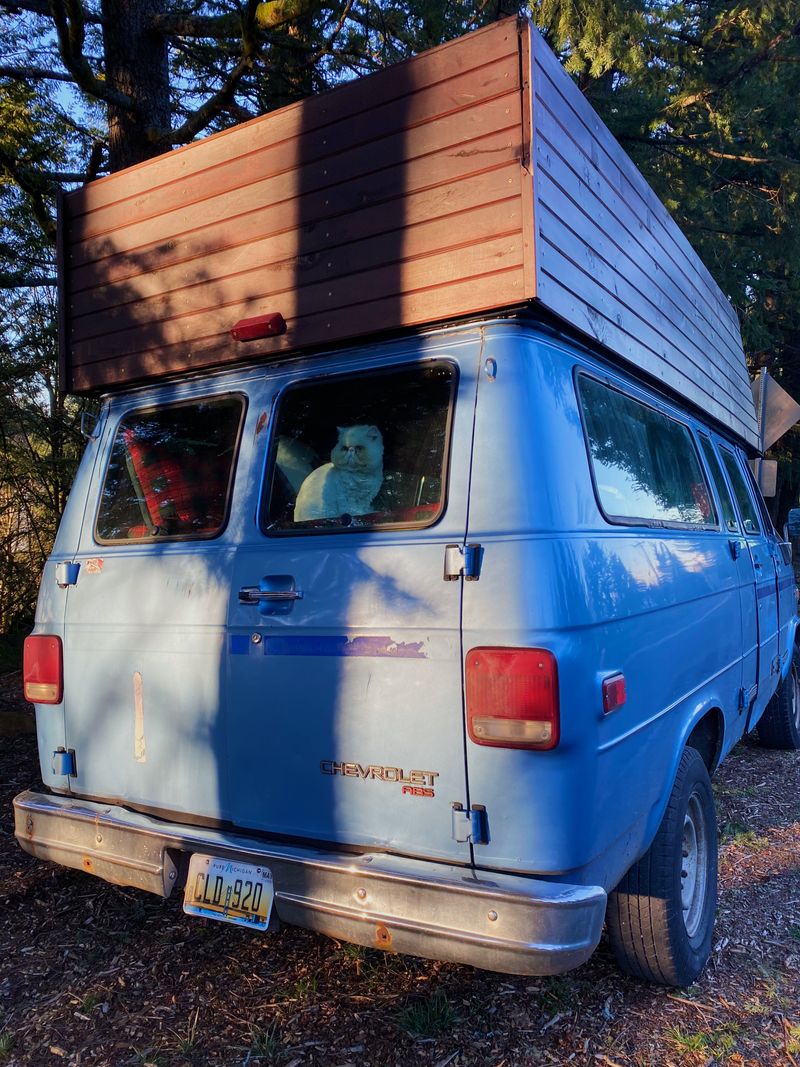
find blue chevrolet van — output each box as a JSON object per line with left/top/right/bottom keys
{"left": 16, "top": 314, "right": 799, "bottom": 987}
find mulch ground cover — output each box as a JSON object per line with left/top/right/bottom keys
{"left": 0, "top": 669, "right": 798, "bottom": 1066}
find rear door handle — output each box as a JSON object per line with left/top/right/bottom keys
{"left": 239, "top": 587, "right": 303, "bottom": 604}
{"left": 239, "top": 575, "right": 302, "bottom": 615}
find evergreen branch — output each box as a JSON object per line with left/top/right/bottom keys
{"left": 0, "top": 143, "right": 56, "bottom": 244}
{"left": 619, "top": 133, "right": 774, "bottom": 166}
{"left": 305, "top": 0, "right": 354, "bottom": 65}
{"left": 150, "top": 10, "right": 242, "bottom": 38}
{"left": 0, "top": 64, "right": 74, "bottom": 82}
{"left": 0, "top": 0, "right": 56, "bottom": 17}
{"left": 0, "top": 276, "right": 57, "bottom": 287}
{"left": 41, "top": 170, "right": 94, "bottom": 181}
{"left": 673, "top": 19, "right": 800, "bottom": 109}
{"left": 48, "top": 0, "right": 133, "bottom": 109}
{"left": 151, "top": 8, "right": 334, "bottom": 39}
{"left": 162, "top": 0, "right": 261, "bottom": 146}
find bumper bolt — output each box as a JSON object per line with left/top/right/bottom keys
{"left": 487, "top": 910, "right": 498, "bottom": 922}
{"left": 356, "top": 887, "right": 367, "bottom": 901}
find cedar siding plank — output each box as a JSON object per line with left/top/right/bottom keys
{"left": 527, "top": 25, "right": 756, "bottom": 444}
{"left": 538, "top": 248, "right": 753, "bottom": 442}
{"left": 70, "top": 234, "right": 525, "bottom": 365}
{"left": 69, "top": 97, "right": 521, "bottom": 270}
{"left": 530, "top": 29, "right": 743, "bottom": 354}
{"left": 67, "top": 19, "right": 519, "bottom": 218}
{"left": 70, "top": 195, "right": 522, "bottom": 327}
{"left": 71, "top": 54, "right": 520, "bottom": 243}
{"left": 537, "top": 221, "right": 738, "bottom": 417}
{"left": 534, "top": 116, "right": 748, "bottom": 394}
{"left": 70, "top": 158, "right": 521, "bottom": 294}
{"left": 69, "top": 267, "right": 526, "bottom": 392}
{"left": 536, "top": 174, "right": 748, "bottom": 410}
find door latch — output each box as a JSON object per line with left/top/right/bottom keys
{"left": 451, "top": 803, "right": 488, "bottom": 844}
{"left": 443, "top": 544, "right": 483, "bottom": 582}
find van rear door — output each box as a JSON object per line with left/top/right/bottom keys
{"left": 226, "top": 344, "right": 478, "bottom": 863}
{"left": 59, "top": 386, "right": 247, "bottom": 820}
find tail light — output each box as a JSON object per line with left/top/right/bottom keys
{"left": 23, "top": 635, "right": 63, "bottom": 704}
{"left": 466, "top": 647, "right": 559, "bottom": 750}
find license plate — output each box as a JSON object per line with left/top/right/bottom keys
{"left": 183, "top": 854, "right": 274, "bottom": 930}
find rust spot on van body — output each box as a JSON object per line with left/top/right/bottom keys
{"left": 375, "top": 924, "right": 392, "bottom": 950}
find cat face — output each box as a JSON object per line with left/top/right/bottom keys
{"left": 331, "top": 424, "right": 383, "bottom": 472}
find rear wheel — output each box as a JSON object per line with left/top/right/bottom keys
{"left": 606, "top": 747, "right": 717, "bottom": 987}
{"left": 757, "top": 655, "right": 800, "bottom": 750}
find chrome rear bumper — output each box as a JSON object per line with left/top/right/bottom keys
{"left": 14, "top": 790, "right": 605, "bottom": 976}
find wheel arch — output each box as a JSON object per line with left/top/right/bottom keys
{"left": 640, "top": 704, "right": 725, "bottom": 854}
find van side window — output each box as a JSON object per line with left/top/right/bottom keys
{"left": 578, "top": 376, "right": 716, "bottom": 527}
{"left": 719, "top": 448, "right": 761, "bottom": 535}
{"left": 262, "top": 363, "right": 455, "bottom": 533}
{"left": 699, "top": 438, "right": 739, "bottom": 533}
{"left": 96, "top": 396, "right": 244, "bottom": 542}
{"left": 743, "top": 461, "right": 778, "bottom": 538}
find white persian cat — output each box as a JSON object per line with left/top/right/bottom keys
{"left": 294, "top": 425, "right": 383, "bottom": 522}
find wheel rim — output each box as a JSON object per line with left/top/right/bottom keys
{"left": 681, "top": 790, "right": 709, "bottom": 938}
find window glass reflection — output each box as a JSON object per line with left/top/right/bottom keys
{"left": 264, "top": 363, "right": 455, "bottom": 532}
{"left": 579, "top": 377, "right": 716, "bottom": 527}
{"left": 96, "top": 396, "right": 244, "bottom": 542}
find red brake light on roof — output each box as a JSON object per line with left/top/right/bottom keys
{"left": 230, "top": 312, "right": 286, "bottom": 342}
{"left": 23, "top": 635, "right": 63, "bottom": 704}
{"left": 466, "top": 647, "right": 559, "bottom": 750}
{"left": 602, "top": 673, "right": 626, "bottom": 714}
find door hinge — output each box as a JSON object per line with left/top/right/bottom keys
{"left": 451, "top": 802, "right": 488, "bottom": 845}
{"left": 52, "top": 747, "right": 76, "bottom": 777}
{"left": 443, "top": 543, "right": 483, "bottom": 582}
{"left": 55, "top": 561, "right": 80, "bottom": 588}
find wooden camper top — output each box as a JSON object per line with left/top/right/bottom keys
{"left": 59, "top": 17, "right": 759, "bottom": 448}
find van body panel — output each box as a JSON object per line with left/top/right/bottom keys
{"left": 33, "top": 422, "right": 108, "bottom": 793}
{"left": 461, "top": 326, "right": 775, "bottom": 880}
{"left": 30, "top": 563, "right": 70, "bottom": 793}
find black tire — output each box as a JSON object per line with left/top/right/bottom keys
{"left": 757, "top": 655, "right": 800, "bottom": 750}
{"left": 606, "top": 746, "right": 717, "bottom": 987}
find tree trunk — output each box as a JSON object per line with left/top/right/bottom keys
{"left": 101, "top": 0, "right": 171, "bottom": 171}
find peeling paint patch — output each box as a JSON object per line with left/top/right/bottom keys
{"left": 85, "top": 558, "right": 104, "bottom": 574}
{"left": 133, "top": 672, "right": 146, "bottom": 762}
{"left": 263, "top": 636, "right": 426, "bottom": 659}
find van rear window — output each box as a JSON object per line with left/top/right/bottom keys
{"left": 262, "top": 363, "right": 455, "bottom": 533}
{"left": 96, "top": 396, "right": 244, "bottom": 542}
{"left": 578, "top": 376, "right": 716, "bottom": 528}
